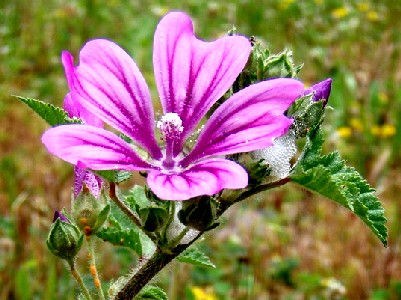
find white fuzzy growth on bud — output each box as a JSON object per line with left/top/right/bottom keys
{"left": 253, "top": 132, "right": 297, "bottom": 179}
{"left": 157, "top": 113, "right": 184, "bottom": 140}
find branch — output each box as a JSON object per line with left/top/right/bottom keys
{"left": 114, "top": 232, "right": 203, "bottom": 299}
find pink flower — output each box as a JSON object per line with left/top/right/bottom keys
{"left": 42, "top": 12, "right": 303, "bottom": 200}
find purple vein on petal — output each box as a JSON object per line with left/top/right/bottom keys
{"left": 153, "top": 12, "right": 251, "bottom": 156}
{"left": 42, "top": 124, "right": 155, "bottom": 171}
{"left": 68, "top": 40, "right": 162, "bottom": 159}
{"left": 180, "top": 79, "right": 304, "bottom": 166}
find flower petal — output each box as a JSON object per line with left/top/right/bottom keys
{"left": 147, "top": 158, "right": 248, "bottom": 200}
{"left": 63, "top": 93, "right": 103, "bottom": 127}
{"left": 303, "top": 78, "right": 332, "bottom": 106}
{"left": 42, "top": 124, "right": 155, "bottom": 171}
{"left": 64, "top": 41, "right": 162, "bottom": 159}
{"left": 153, "top": 12, "right": 251, "bottom": 154}
{"left": 181, "top": 78, "right": 304, "bottom": 166}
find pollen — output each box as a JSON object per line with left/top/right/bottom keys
{"left": 157, "top": 112, "right": 184, "bottom": 140}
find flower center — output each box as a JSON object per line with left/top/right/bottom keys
{"left": 157, "top": 113, "right": 184, "bottom": 169}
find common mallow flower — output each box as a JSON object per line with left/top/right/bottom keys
{"left": 42, "top": 12, "right": 304, "bottom": 200}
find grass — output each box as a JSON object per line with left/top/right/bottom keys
{"left": 1, "top": 0, "right": 401, "bottom": 299}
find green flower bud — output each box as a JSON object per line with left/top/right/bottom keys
{"left": 72, "top": 187, "right": 110, "bottom": 235}
{"left": 139, "top": 207, "right": 168, "bottom": 232}
{"left": 47, "top": 217, "right": 83, "bottom": 261}
{"left": 178, "top": 196, "right": 216, "bottom": 231}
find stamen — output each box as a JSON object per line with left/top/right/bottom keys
{"left": 157, "top": 113, "right": 184, "bottom": 141}
{"left": 157, "top": 113, "right": 184, "bottom": 169}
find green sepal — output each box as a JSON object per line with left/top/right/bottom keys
{"left": 46, "top": 218, "right": 83, "bottom": 261}
{"left": 177, "top": 246, "right": 216, "bottom": 268}
{"left": 139, "top": 207, "right": 168, "bottom": 232}
{"left": 134, "top": 285, "right": 168, "bottom": 300}
{"left": 262, "top": 49, "right": 301, "bottom": 79}
{"left": 72, "top": 189, "right": 109, "bottom": 235}
{"left": 286, "top": 95, "right": 326, "bottom": 138}
{"left": 15, "top": 96, "right": 81, "bottom": 126}
{"left": 245, "top": 159, "right": 272, "bottom": 186}
{"left": 178, "top": 197, "right": 216, "bottom": 231}
{"left": 290, "top": 127, "right": 388, "bottom": 246}
{"left": 94, "top": 204, "right": 110, "bottom": 231}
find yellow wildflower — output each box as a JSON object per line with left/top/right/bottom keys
{"left": 381, "top": 124, "right": 396, "bottom": 138}
{"left": 337, "top": 127, "right": 352, "bottom": 138}
{"left": 350, "top": 118, "right": 363, "bottom": 132}
{"left": 367, "top": 11, "right": 380, "bottom": 21}
{"left": 332, "top": 7, "right": 349, "bottom": 19}
{"left": 357, "top": 3, "right": 370, "bottom": 12}
{"left": 191, "top": 286, "right": 217, "bottom": 300}
{"left": 279, "top": 0, "right": 295, "bottom": 10}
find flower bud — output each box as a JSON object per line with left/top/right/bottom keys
{"left": 72, "top": 187, "right": 110, "bottom": 235}
{"left": 178, "top": 196, "right": 216, "bottom": 231}
{"left": 304, "top": 78, "right": 332, "bottom": 107}
{"left": 47, "top": 213, "right": 83, "bottom": 261}
{"left": 139, "top": 207, "right": 168, "bottom": 232}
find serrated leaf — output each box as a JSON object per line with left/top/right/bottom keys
{"left": 134, "top": 285, "right": 168, "bottom": 300}
{"left": 96, "top": 227, "right": 142, "bottom": 256}
{"left": 107, "top": 199, "right": 155, "bottom": 256}
{"left": 15, "top": 96, "right": 81, "bottom": 126}
{"left": 290, "top": 127, "right": 388, "bottom": 246}
{"left": 177, "top": 246, "right": 215, "bottom": 268}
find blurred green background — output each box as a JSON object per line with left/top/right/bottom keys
{"left": 1, "top": 0, "right": 401, "bottom": 299}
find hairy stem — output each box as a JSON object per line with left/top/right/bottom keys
{"left": 115, "top": 177, "right": 291, "bottom": 299}
{"left": 68, "top": 260, "right": 93, "bottom": 300}
{"left": 114, "top": 233, "right": 202, "bottom": 300}
{"left": 87, "top": 236, "right": 105, "bottom": 300}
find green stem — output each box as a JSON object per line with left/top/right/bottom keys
{"left": 68, "top": 260, "right": 93, "bottom": 300}
{"left": 115, "top": 232, "right": 203, "bottom": 300}
{"left": 167, "top": 227, "right": 190, "bottom": 249}
{"left": 87, "top": 236, "right": 105, "bottom": 300}
{"left": 109, "top": 183, "right": 158, "bottom": 244}
{"left": 217, "top": 177, "right": 291, "bottom": 217}
{"left": 163, "top": 202, "right": 176, "bottom": 243}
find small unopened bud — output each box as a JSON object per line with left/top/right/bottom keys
{"left": 47, "top": 213, "right": 83, "bottom": 261}
{"left": 304, "top": 78, "right": 332, "bottom": 107}
{"left": 72, "top": 187, "right": 110, "bottom": 235}
{"left": 178, "top": 196, "right": 216, "bottom": 231}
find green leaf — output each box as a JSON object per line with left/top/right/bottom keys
{"left": 94, "top": 170, "right": 132, "bottom": 183}
{"left": 15, "top": 96, "right": 81, "bottom": 126}
{"left": 177, "top": 246, "right": 216, "bottom": 268}
{"left": 96, "top": 201, "right": 142, "bottom": 255}
{"left": 134, "top": 285, "right": 168, "bottom": 300}
{"left": 96, "top": 226, "right": 142, "bottom": 256}
{"left": 290, "top": 127, "right": 388, "bottom": 246}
